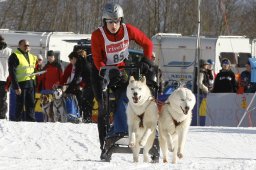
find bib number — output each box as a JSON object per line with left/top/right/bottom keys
{"left": 113, "top": 52, "right": 125, "bottom": 63}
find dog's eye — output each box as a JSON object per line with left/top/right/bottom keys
{"left": 131, "top": 88, "right": 134, "bottom": 90}
{"left": 181, "top": 99, "right": 185, "bottom": 101}
{"left": 139, "top": 88, "right": 142, "bottom": 90}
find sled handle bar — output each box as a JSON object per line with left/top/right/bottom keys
{"left": 99, "top": 65, "right": 140, "bottom": 78}
{"left": 99, "top": 65, "right": 140, "bottom": 92}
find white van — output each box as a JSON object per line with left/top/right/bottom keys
{"left": 0, "top": 29, "right": 91, "bottom": 65}
{"left": 152, "top": 33, "right": 252, "bottom": 87}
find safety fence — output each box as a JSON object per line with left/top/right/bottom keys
{"left": 196, "top": 93, "right": 256, "bottom": 127}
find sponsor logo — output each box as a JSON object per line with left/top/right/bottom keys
{"left": 170, "top": 74, "right": 193, "bottom": 80}
{"left": 106, "top": 40, "right": 129, "bottom": 53}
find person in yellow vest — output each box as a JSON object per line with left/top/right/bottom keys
{"left": 8, "top": 39, "right": 37, "bottom": 121}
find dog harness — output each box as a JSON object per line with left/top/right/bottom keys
{"left": 53, "top": 99, "right": 63, "bottom": 116}
{"left": 136, "top": 98, "right": 155, "bottom": 128}
{"left": 165, "top": 102, "right": 182, "bottom": 127}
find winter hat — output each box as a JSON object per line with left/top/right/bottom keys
{"left": 47, "top": 50, "right": 54, "bottom": 56}
{"left": 37, "top": 54, "right": 43, "bottom": 60}
{"left": 207, "top": 59, "right": 214, "bottom": 65}
{"left": 68, "top": 51, "right": 79, "bottom": 60}
{"left": 200, "top": 59, "right": 209, "bottom": 67}
{"left": 221, "top": 58, "right": 231, "bottom": 65}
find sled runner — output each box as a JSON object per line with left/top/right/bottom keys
{"left": 99, "top": 57, "right": 160, "bottom": 162}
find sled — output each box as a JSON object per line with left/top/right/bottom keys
{"left": 99, "top": 60, "right": 160, "bottom": 163}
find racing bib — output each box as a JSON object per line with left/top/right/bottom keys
{"left": 99, "top": 24, "right": 129, "bottom": 65}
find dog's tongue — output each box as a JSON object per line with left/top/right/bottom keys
{"left": 133, "top": 96, "right": 138, "bottom": 103}
{"left": 180, "top": 106, "right": 188, "bottom": 115}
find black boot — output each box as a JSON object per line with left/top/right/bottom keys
{"left": 100, "top": 148, "right": 107, "bottom": 160}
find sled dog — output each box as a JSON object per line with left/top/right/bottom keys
{"left": 126, "top": 76, "right": 158, "bottom": 162}
{"left": 40, "top": 94, "right": 54, "bottom": 122}
{"left": 158, "top": 87, "right": 196, "bottom": 163}
{"left": 53, "top": 88, "right": 67, "bottom": 122}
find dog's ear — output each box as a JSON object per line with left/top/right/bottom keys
{"left": 141, "top": 76, "right": 146, "bottom": 84}
{"left": 129, "top": 76, "right": 135, "bottom": 84}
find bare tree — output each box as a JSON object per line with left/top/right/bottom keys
{"left": 0, "top": 0, "right": 256, "bottom": 38}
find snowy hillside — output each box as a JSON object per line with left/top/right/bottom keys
{"left": 0, "top": 120, "right": 256, "bottom": 170}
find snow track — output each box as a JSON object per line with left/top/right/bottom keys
{"left": 0, "top": 120, "right": 256, "bottom": 170}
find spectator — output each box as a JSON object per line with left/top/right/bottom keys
{"left": 76, "top": 49, "right": 94, "bottom": 123}
{"left": 207, "top": 59, "right": 215, "bottom": 91}
{"left": 35, "top": 54, "right": 44, "bottom": 92}
{"left": 240, "top": 60, "right": 256, "bottom": 93}
{"left": 212, "top": 58, "right": 237, "bottom": 93}
{"left": 0, "top": 35, "right": 12, "bottom": 119}
{"left": 91, "top": 3, "right": 153, "bottom": 159}
{"left": 61, "top": 51, "right": 93, "bottom": 122}
{"left": 8, "top": 39, "right": 37, "bottom": 121}
{"left": 198, "top": 59, "right": 210, "bottom": 94}
{"left": 42, "top": 50, "right": 62, "bottom": 90}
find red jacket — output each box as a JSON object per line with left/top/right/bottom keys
{"left": 91, "top": 24, "right": 153, "bottom": 70}
{"left": 42, "top": 62, "right": 63, "bottom": 90}
{"left": 35, "top": 63, "right": 44, "bottom": 92}
{"left": 60, "top": 63, "right": 86, "bottom": 88}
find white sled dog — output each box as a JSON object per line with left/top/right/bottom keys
{"left": 126, "top": 76, "right": 158, "bottom": 162}
{"left": 158, "top": 87, "right": 196, "bottom": 164}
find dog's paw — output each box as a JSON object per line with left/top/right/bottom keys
{"left": 139, "top": 140, "right": 146, "bottom": 147}
{"left": 163, "top": 158, "right": 168, "bottom": 163}
{"left": 133, "top": 156, "right": 139, "bottom": 163}
{"left": 143, "top": 157, "right": 149, "bottom": 163}
{"left": 129, "top": 142, "right": 135, "bottom": 148}
{"left": 177, "top": 152, "right": 183, "bottom": 159}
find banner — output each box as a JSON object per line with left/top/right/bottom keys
{"left": 205, "top": 93, "right": 256, "bottom": 127}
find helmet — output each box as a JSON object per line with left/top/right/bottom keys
{"left": 102, "top": 3, "right": 124, "bottom": 20}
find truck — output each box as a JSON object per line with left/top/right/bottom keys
{"left": 152, "top": 33, "right": 252, "bottom": 89}
{"left": 0, "top": 29, "right": 91, "bottom": 66}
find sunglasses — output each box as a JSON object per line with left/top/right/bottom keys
{"left": 105, "top": 18, "right": 121, "bottom": 24}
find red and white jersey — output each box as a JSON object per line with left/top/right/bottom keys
{"left": 99, "top": 24, "right": 129, "bottom": 65}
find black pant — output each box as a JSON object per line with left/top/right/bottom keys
{"left": 91, "top": 67, "right": 105, "bottom": 150}
{"left": 91, "top": 66, "right": 128, "bottom": 150}
{"left": 15, "top": 87, "right": 35, "bottom": 121}
{"left": 0, "top": 81, "right": 7, "bottom": 119}
{"left": 82, "top": 86, "right": 94, "bottom": 120}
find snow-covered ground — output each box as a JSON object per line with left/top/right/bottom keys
{"left": 0, "top": 120, "right": 256, "bottom": 170}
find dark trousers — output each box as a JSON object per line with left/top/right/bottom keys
{"left": 0, "top": 81, "right": 7, "bottom": 119}
{"left": 91, "top": 67, "right": 105, "bottom": 150}
{"left": 82, "top": 86, "right": 94, "bottom": 120}
{"left": 91, "top": 67, "right": 128, "bottom": 150}
{"left": 15, "top": 87, "right": 35, "bottom": 121}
